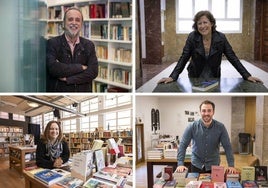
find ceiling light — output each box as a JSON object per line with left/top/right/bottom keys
{"left": 27, "top": 101, "right": 39, "bottom": 108}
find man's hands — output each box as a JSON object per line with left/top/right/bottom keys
{"left": 226, "top": 167, "right": 238, "bottom": 174}
{"left": 59, "top": 65, "right": 88, "bottom": 82}
{"left": 176, "top": 165, "right": 188, "bottom": 173}
{"left": 158, "top": 77, "right": 174, "bottom": 84}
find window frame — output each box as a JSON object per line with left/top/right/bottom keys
{"left": 175, "top": 0, "right": 243, "bottom": 34}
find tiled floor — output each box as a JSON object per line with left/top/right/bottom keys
{"left": 136, "top": 60, "right": 268, "bottom": 92}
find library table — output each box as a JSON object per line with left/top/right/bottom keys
{"left": 146, "top": 154, "right": 258, "bottom": 188}
{"left": 153, "top": 77, "right": 268, "bottom": 92}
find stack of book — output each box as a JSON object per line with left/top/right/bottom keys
{"left": 164, "top": 149, "right": 177, "bottom": 159}
{"left": 33, "top": 169, "right": 70, "bottom": 186}
{"left": 147, "top": 149, "right": 163, "bottom": 160}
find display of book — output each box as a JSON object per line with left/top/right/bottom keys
{"left": 255, "top": 166, "right": 267, "bottom": 182}
{"left": 95, "top": 149, "right": 105, "bottom": 171}
{"left": 56, "top": 176, "right": 84, "bottom": 188}
{"left": 34, "top": 169, "right": 64, "bottom": 185}
{"left": 91, "top": 139, "right": 104, "bottom": 151}
{"left": 71, "top": 150, "right": 94, "bottom": 181}
{"left": 225, "top": 180, "right": 242, "bottom": 188}
{"left": 211, "top": 166, "right": 225, "bottom": 183}
{"left": 241, "top": 166, "right": 255, "bottom": 181}
{"left": 192, "top": 80, "right": 219, "bottom": 91}
{"left": 83, "top": 177, "right": 116, "bottom": 188}
{"left": 241, "top": 180, "right": 258, "bottom": 188}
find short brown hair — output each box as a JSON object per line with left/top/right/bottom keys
{"left": 42, "top": 121, "right": 63, "bottom": 143}
{"left": 192, "top": 10, "right": 216, "bottom": 32}
{"left": 199, "top": 100, "right": 215, "bottom": 111}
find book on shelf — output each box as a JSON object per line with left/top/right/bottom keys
{"left": 213, "top": 182, "right": 227, "bottom": 188}
{"left": 241, "top": 166, "right": 255, "bottom": 181}
{"left": 83, "top": 177, "right": 116, "bottom": 188}
{"left": 241, "top": 180, "right": 258, "bottom": 188}
{"left": 89, "top": 4, "right": 106, "bottom": 18}
{"left": 56, "top": 176, "right": 84, "bottom": 188}
{"left": 34, "top": 169, "right": 64, "bottom": 185}
{"left": 211, "top": 166, "right": 225, "bottom": 183}
{"left": 225, "top": 180, "right": 242, "bottom": 188}
{"left": 192, "top": 80, "right": 219, "bottom": 91}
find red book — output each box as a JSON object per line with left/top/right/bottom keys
{"left": 201, "top": 182, "right": 214, "bottom": 188}
{"left": 211, "top": 166, "right": 225, "bottom": 182}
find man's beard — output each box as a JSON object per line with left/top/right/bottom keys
{"left": 65, "top": 24, "right": 80, "bottom": 38}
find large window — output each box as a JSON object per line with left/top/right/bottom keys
{"left": 43, "top": 111, "right": 54, "bottom": 129}
{"left": 62, "top": 119, "right": 77, "bottom": 133}
{"left": 80, "top": 115, "right": 98, "bottom": 132}
{"left": 0, "top": 111, "right": 9, "bottom": 119}
{"left": 13, "top": 113, "right": 25, "bottom": 121}
{"left": 176, "top": 0, "right": 242, "bottom": 33}
{"left": 104, "top": 109, "right": 132, "bottom": 131}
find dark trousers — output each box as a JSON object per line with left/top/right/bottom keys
{"left": 191, "top": 164, "right": 211, "bottom": 173}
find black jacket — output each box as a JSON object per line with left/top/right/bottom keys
{"left": 46, "top": 34, "right": 98, "bottom": 92}
{"left": 36, "top": 139, "right": 70, "bottom": 169}
{"left": 169, "top": 31, "right": 251, "bottom": 81}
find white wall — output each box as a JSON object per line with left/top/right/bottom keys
{"left": 136, "top": 95, "right": 232, "bottom": 159}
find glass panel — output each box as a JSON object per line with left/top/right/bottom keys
{"left": 178, "top": 0, "right": 193, "bottom": 18}
{"left": 195, "top": 0, "right": 208, "bottom": 14}
{"left": 178, "top": 20, "right": 194, "bottom": 33}
{"left": 227, "top": 0, "right": 240, "bottom": 18}
{"left": 216, "top": 20, "right": 240, "bottom": 32}
{"left": 212, "top": 0, "right": 225, "bottom": 18}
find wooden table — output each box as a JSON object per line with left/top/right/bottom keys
{"left": 146, "top": 154, "right": 258, "bottom": 188}
{"left": 24, "top": 170, "right": 48, "bottom": 188}
{"left": 153, "top": 77, "right": 268, "bottom": 92}
{"left": 9, "top": 145, "right": 36, "bottom": 176}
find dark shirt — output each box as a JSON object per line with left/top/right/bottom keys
{"left": 177, "top": 119, "right": 234, "bottom": 171}
{"left": 36, "top": 139, "right": 70, "bottom": 169}
{"left": 170, "top": 31, "right": 251, "bottom": 81}
{"left": 46, "top": 34, "right": 98, "bottom": 92}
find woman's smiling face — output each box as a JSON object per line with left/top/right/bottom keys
{"left": 197, "top": 15, "right": 213, "bottom": 37}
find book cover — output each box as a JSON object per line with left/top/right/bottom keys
{"left": 163, "top": 179, "right": 176, "bottom": 187}
{"left": 225, "top": 172, "right": 240, "bottom": 182}
{"left": 153, "top": 179, "right": 166, "bottom": 188}
{"left": 100, "top": 166, "right": 132, "bottom": 177}
{"left": 51, "top": 169, "right": 71, "bottom": 177}
{"left": 185, "top": 180, "right": 202, "bottom": 188}
{"left": 213, "top": 182, "right": 227, "bottom": 188}
{"left": 107, "top": 138, "right": 120, "bottom": 154}
{"left": 201, "top": 182, "right": 214, "bottom": 188}
{"left": 83, "top": 177, "right": 116, "bottom": 188}
{"left": 91, "top": 139, "right": 104, "bottom": 151}
{"left": 93, "top": 171, "right": 121, "bottom": 184}
{"left": 192, "top": 80, "right": 219, "bottom": 91}
{"left": 241, "top": 180, "right": 258, "bottom": 188}
{"left": 211, "top": 166, "right": 225, "bottom": 182}
{"left": 34, "top": 169, "right": 63, "bottom": 185}
{"left": 95, "top": 149, "right": 105, "bottom": 171}
{"left": 71, "top": 150, "right": 94, "bottom": 181}
{"left": 255, "top": 166, "right": 267, "bottom": 182}
{"left": 163, "top": 166, "right": 173, "bottom": 181}
{"left": 173, "top": 169, "right": 188, "bottom": 186}
{"left": 241, "top": 166, "right": 255, "bottom": 181}
{"left": 225, "top": 181, "right": 242, "bottom": 188}
{"left": 56, "top": 176, "right": 84, "bottom": 188}
{"left": 199, "top": 173, "right": 211, "bottom": 182}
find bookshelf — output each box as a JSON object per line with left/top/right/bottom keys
{"left": 0, "top": 126, "right": 23, "bottom": 157}
{"left": 65, "top": 129, "right": 133, "bottom": 156}
{"left": 45, "top": 0, "right": 134, "bottom": 92}
{"left": 9, "top": 145, "right": 36, "bottom": 176}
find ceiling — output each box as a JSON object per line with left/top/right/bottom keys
{"left": 0, "top": 95, "right": 97, "bottom": 117}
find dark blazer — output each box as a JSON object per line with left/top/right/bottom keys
{"left": 36, "top": 139, "right": 70, "bottom": 169}
{"left": 46, "top": 34, "right": 98, "bottom": 92}
{"left": 169, "top": 31, "right": 251, "bottom": 81}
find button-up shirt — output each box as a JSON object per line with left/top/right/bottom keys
{"left": 177, "top": 119, "right": 234, "bottom": 171}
